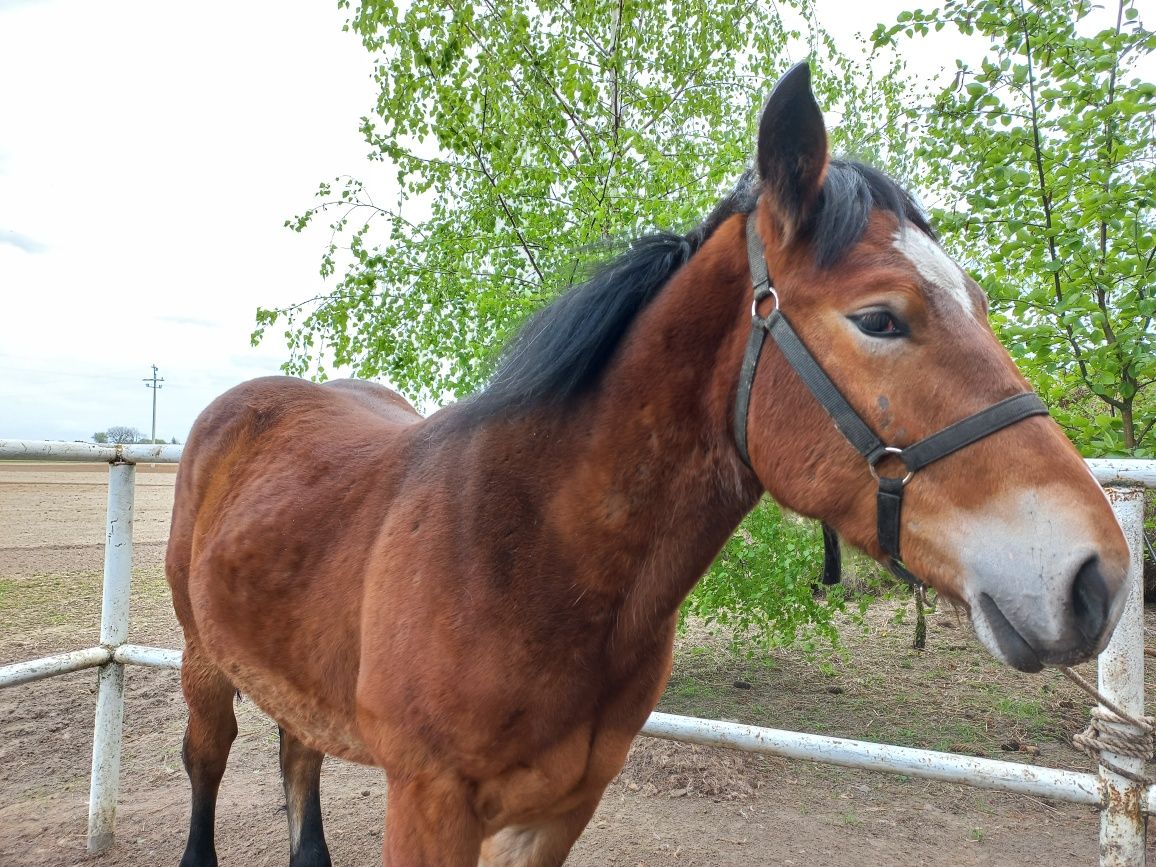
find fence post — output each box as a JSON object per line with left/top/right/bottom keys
{"left": 87, "top": 460, "right": 135, "bottom": 854}
{"left": 1099, "top": 485, "right": 1147, "bottom": 867}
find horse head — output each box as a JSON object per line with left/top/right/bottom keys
{"left": 741, "top": 63, "right": 1130, "bottom": 672}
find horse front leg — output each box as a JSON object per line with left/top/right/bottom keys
{"left": 382, "top": 774, "right": 485, "bottom": 867}
{"left": 478, "top": 796, "right": 602, "bottom": 867}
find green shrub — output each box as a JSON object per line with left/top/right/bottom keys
{"left": 682, "top": 499, "right": 886, "bottom": 654}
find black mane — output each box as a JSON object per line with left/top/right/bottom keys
{"left": 812, "top": 161, "right": 931, "bottom": 267}
{"left": 460, "top": 160, "right": 929, "bottom": 420}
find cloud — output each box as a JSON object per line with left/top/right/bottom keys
{"left": 156, "top": 314, "right": 221, "bottom": 328}
{"left": 0, "top": 0, "right": 59, "bottom": 12}
{"left": 0, "top": 228, "right": 46, "bottom": 253}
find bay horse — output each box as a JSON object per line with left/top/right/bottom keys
{"left": 167, "top": 63, "right": 1131, "bottom": 867}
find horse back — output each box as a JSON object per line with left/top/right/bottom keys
{"left": 320, "top": 377, "right": 421, "bottom": 422}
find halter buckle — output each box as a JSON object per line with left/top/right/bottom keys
{"left": 869, "top": 446, "right": 914, "bottom": 485}
{"left": 751, "top": 285, "right": 780, "bottom": 322}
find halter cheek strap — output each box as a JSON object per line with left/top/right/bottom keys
{"left": 735, "top": 214, "right": 1049, "bottom": 587}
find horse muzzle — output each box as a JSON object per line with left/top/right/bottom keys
{"left": 966, "top": 552, "right": 1128, "bottom": 673}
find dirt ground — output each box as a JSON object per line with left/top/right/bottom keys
{"left": 1, "top": 463, "right": 1152, "bottom": 866}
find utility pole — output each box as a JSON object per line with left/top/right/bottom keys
{"left": 143, "top": 364, "right": 164, "bottom": 443}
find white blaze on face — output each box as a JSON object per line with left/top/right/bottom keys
{"left": 892, "top": 228, "right": 974, "bottom": 316}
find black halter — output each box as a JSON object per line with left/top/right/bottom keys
{"left": 735, "top": 214, "right": 1049, "bottom": 587}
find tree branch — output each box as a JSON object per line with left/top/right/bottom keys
{"left": 469, "top": 141, "right": 546, "bottom": 284}
{"left": 1019, "top": 1, "right": 1091, "bottom": 387}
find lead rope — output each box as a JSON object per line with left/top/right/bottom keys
{"left": 912, "top": 585, "right": 930, "bottom": 650}
{"left": 1058, "top": 665, "right": 1155, "bottom": 785}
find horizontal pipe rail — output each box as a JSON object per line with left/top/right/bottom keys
{"left": 642, "top": 711, "right": 1104, "bottom": 806}
{"left": 0, "top": 646, "right": 111, "bottom": 687}
{"left": 1086, "top": 459, "right": 1156, "bottom": 489}
{"left": 7, "top": 644, "right": 1152, "bottom": 813}
{"left": 1, "top": 443, "right": 1149, "bottom": 485}
{"left": 0, "top": 645, "right": 182, "bottom": 687}
{"left": 0, "top": 643, "right": 1121, "bottom": 810}
{"left": 0, "top": 438, "right": 182, "bottom": 464}
{"left": 111, "top": 644, "right": 182, "bottom": 669}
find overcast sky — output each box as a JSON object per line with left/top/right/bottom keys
{"left": 0, "top": 0, "right": 972, "bottom": 443}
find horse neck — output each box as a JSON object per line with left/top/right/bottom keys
{"left": 544, "top": 213, "right": 761, "bottom": 633}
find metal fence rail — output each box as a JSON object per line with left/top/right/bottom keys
{"left": 0, "top": 439, "right": 1151, "bottom": 865}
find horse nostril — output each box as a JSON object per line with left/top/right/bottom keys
{"left": 1072, "top": 556, "right": 1109, "bottom": 646}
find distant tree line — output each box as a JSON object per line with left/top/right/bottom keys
{"left": 92, "top": 427, "right": 178, "bottom": 445}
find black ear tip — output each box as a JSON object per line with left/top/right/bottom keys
{"left": 784, "top": 61, "right": 811, "bottom": 85}
{"left": 770, "top": 61, "right": 814, "bottom": 102}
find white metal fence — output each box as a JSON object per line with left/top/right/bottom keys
{"left": 1, "top": 439, "right": 1153, "bottom": 864}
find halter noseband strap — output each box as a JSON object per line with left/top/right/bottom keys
{"left": 735, "top": 214, "right": 1049, "bottom": 586}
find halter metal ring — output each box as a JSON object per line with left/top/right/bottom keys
{"left": 869, "top": 446, "right": 914, "bottom": 485}
{"left": 751, "top": 285, "right": 780, "bottom": 321}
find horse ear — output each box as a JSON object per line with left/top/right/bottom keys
{"left": 756, "top": 62, "right": 829, "bottom": 241}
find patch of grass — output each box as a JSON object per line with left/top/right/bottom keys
{"left": 995, "top": 697, "right": 1046, "bottom": 725}
{"left": 661, "top": 669, "right": 747, "bottom": 719}
{"left": 891, "top": 727, "right": 919, "bottom": 747}
{"left": 948, "top": 721, "right": 985, "bottom": 742}
{"left": 0, "top": 572, "right": 102, "bottom": 630}
{"left": 0, "top": 567, "right": 173, "bottom": 658}
{"left": 671, "top": 680, "right": 723, "bottom": 700}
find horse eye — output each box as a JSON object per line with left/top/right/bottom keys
{"left": 852, "top": 311, "right": 906, "bottom": 338}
